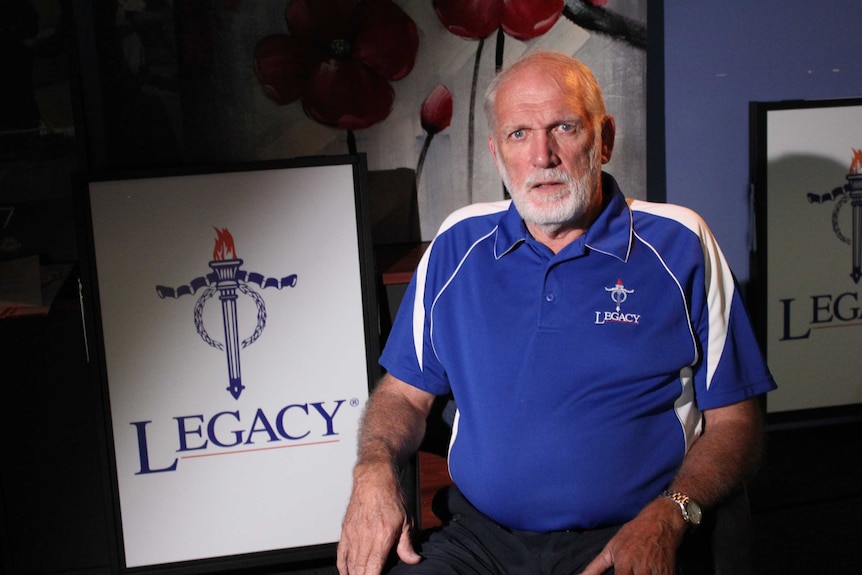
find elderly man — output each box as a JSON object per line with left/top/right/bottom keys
{"left": 337, "top": 51, "right": 776, "bottom": 575}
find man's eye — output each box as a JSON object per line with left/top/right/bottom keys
{"left": 558, "top": 123, "right": 574, "bottom": 132}
{"left": 511, "top": 129, "right": 525, "bottom": 139}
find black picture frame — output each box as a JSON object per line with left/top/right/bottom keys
{"left": 750, "top": 98, "right": 862, "bottom": 422}
{"left": 78, "top": 154, "right": 379, "bottom": 573}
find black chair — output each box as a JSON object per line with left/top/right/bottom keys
{"left": 697, "top": 486, "right": 755, "bottom": 575}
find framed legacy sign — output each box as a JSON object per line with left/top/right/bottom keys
{"left": 750, "top": 98, "right": 862, "bottom": 416}
{"left": 80, "top": 156, "right": 378, "bottom": 571}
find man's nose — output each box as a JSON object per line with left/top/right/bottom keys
{"left": 530, "top": 132, "right": 561, "bottom": 168}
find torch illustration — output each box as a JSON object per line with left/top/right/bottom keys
{"left": 605, "top": 279, "right": 634, "bottom": 312}
{"left": 210, "top": 228, "right": 245, "bottom": 399}
{"left": 155, "top": 228, "right": 298, "bottom": 399}
{"left": 848, "top": 151, "right": 862, "bottom": 283}
{"left": 831, "top": 150, "right": 862, "bottom": 283}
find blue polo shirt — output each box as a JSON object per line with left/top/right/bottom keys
{"left": 380, "top": 173, "right": 776, "bottom": 532}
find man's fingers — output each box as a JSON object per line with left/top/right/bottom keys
{"left": 395, "top": 525, "right": 422, "bottom": 565}
{"left": 336, "top": 542, "right": 348, "bottom": 575}
{"left": 336, "top": 539, "right": 390, "bottom": 575}
{"left": 578, "top": 547, "right": 614, "bottom": 575}
{"left": 337, "top": 518, "right": 399, "bottom": 575}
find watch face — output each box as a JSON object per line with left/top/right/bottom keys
{"left": 687, "top": 501, "right": 703, "bottom": 526}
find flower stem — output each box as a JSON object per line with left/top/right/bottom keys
{"left": 495, "top": 27, "right": 505, "bottom": 73}
{"left": 494, "top": 28, "right": 508, "bottom": 199}
{"left": 416, "top": 133, "right": 434, "bottom": 185}
{"left": 467, "top": 37, "right": 484, "bottom": 204}
{"left": 347, "top": 130, "right": 357, "bottom": 155}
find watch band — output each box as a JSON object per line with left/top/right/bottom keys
{"left": 662, "top": 489, "right": 691, "bottom": 507}
{"left": 660, "top": 489, "right": 703, "bottom": 527}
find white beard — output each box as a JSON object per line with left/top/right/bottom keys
{"left": 496, "top": 143, "right": 602, "bottom": 230}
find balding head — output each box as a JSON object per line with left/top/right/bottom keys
{"left": 484, "top": 51, "right": 607, "bottom": 136}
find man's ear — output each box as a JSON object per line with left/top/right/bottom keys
{"left": 488, "top": 135, "right": 498, "bottom": 163}
{"left": 600, "top": 115, "right": 616, "bottom": 164}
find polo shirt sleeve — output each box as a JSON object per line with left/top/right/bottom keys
{"left": 379, "top": 243, "right": 452, "bottom": 397}
{"left": 691, "top": 216, "right": 777, "bottom": 410}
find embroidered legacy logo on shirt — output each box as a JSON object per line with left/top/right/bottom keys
{"left": 595, "top": 279, "right": 640, "bottom": 325}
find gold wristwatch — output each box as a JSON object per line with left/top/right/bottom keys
{"left": 661, "top": 490, "right": 703, "bottom": 527}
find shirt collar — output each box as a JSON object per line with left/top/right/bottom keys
{"left": 583, "top": 173, "right": 633, "bottom": 263}
{"left": 493, "top": 202, "right": 529, "bottom": 258}
{"left": 493, "top": 172, "right": 633, "bottom": 262}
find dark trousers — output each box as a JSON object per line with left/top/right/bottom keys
{"left": 389, "top": 486, "right": 711, "bottom": 575}
{"left": 389, "top": 486, "right": 620, "bottom": 575}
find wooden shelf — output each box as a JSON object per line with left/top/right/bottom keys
{"left": 375, "top": 242, "right": 429, "bottom": 286}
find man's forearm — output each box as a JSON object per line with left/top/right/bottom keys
{"left": 355, "top": 374, "right": 433, "bottom": 473}
{"left": 669, "top": 397, "right": 765, "bottom": 509}
{"left": 338, "top": 375, "right": 432, "bottom": 575}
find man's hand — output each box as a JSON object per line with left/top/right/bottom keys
{"left": 579, "top": 498, "right": 685, "bottom": 575}
{"left": 337, "top": 375, "right": 435, "bottom": 575}
{"left": 336, "top": 463, "right": 422, "bottom": 575}
{"left": 580, "top": 398, "right": 765, "bottom": 574}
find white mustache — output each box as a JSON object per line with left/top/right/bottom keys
{"left": 524, "top": 169, "right": 574, "bottom": 189}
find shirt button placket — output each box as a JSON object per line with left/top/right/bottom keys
{"left": 538, "top": 265, "right": 561, "bottom": 330}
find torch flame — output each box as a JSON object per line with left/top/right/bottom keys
{"left": 213, "top": 227, "right": 238, "bottom": 260}
{"left": 851, "top": 148, "right": 862, "bottom": 175}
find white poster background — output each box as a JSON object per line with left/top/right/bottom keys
{"left": 88, "top": 163, "right": 372, "bottom": 567}
{"left": 765, "top": 104, "right": 862, "bottom": 412}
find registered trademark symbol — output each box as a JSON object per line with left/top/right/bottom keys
{"left": 350, "top": 398, "right": 361, "bottom": 407}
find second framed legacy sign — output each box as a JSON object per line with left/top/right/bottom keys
{"left": 81, "top": 156, "right": 378, "bottom": 572}
{"left": 751, "top": 98, "right": 862, "bottom": 416}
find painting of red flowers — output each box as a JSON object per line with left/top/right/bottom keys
{"left": 253, "top": 0, "right": 418, "bottom": 132}
{"left": 179, "top": 0, "right": 647, "bottom": 244}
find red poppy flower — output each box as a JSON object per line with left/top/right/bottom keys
{"left": 433, "top": 0, "right": 564, "bottom": 41}
{"left": 416, "top": 85, "right": 453, "bottom": 182}
{"left": 254, "top": 0, "right": 419, "bottom": 131}
{"left": 420, "top": 85, "right": 453, "bottom": 135}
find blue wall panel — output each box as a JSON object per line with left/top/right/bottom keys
{"left": 664, "top": 2, "right": 862, "bottom": 284}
